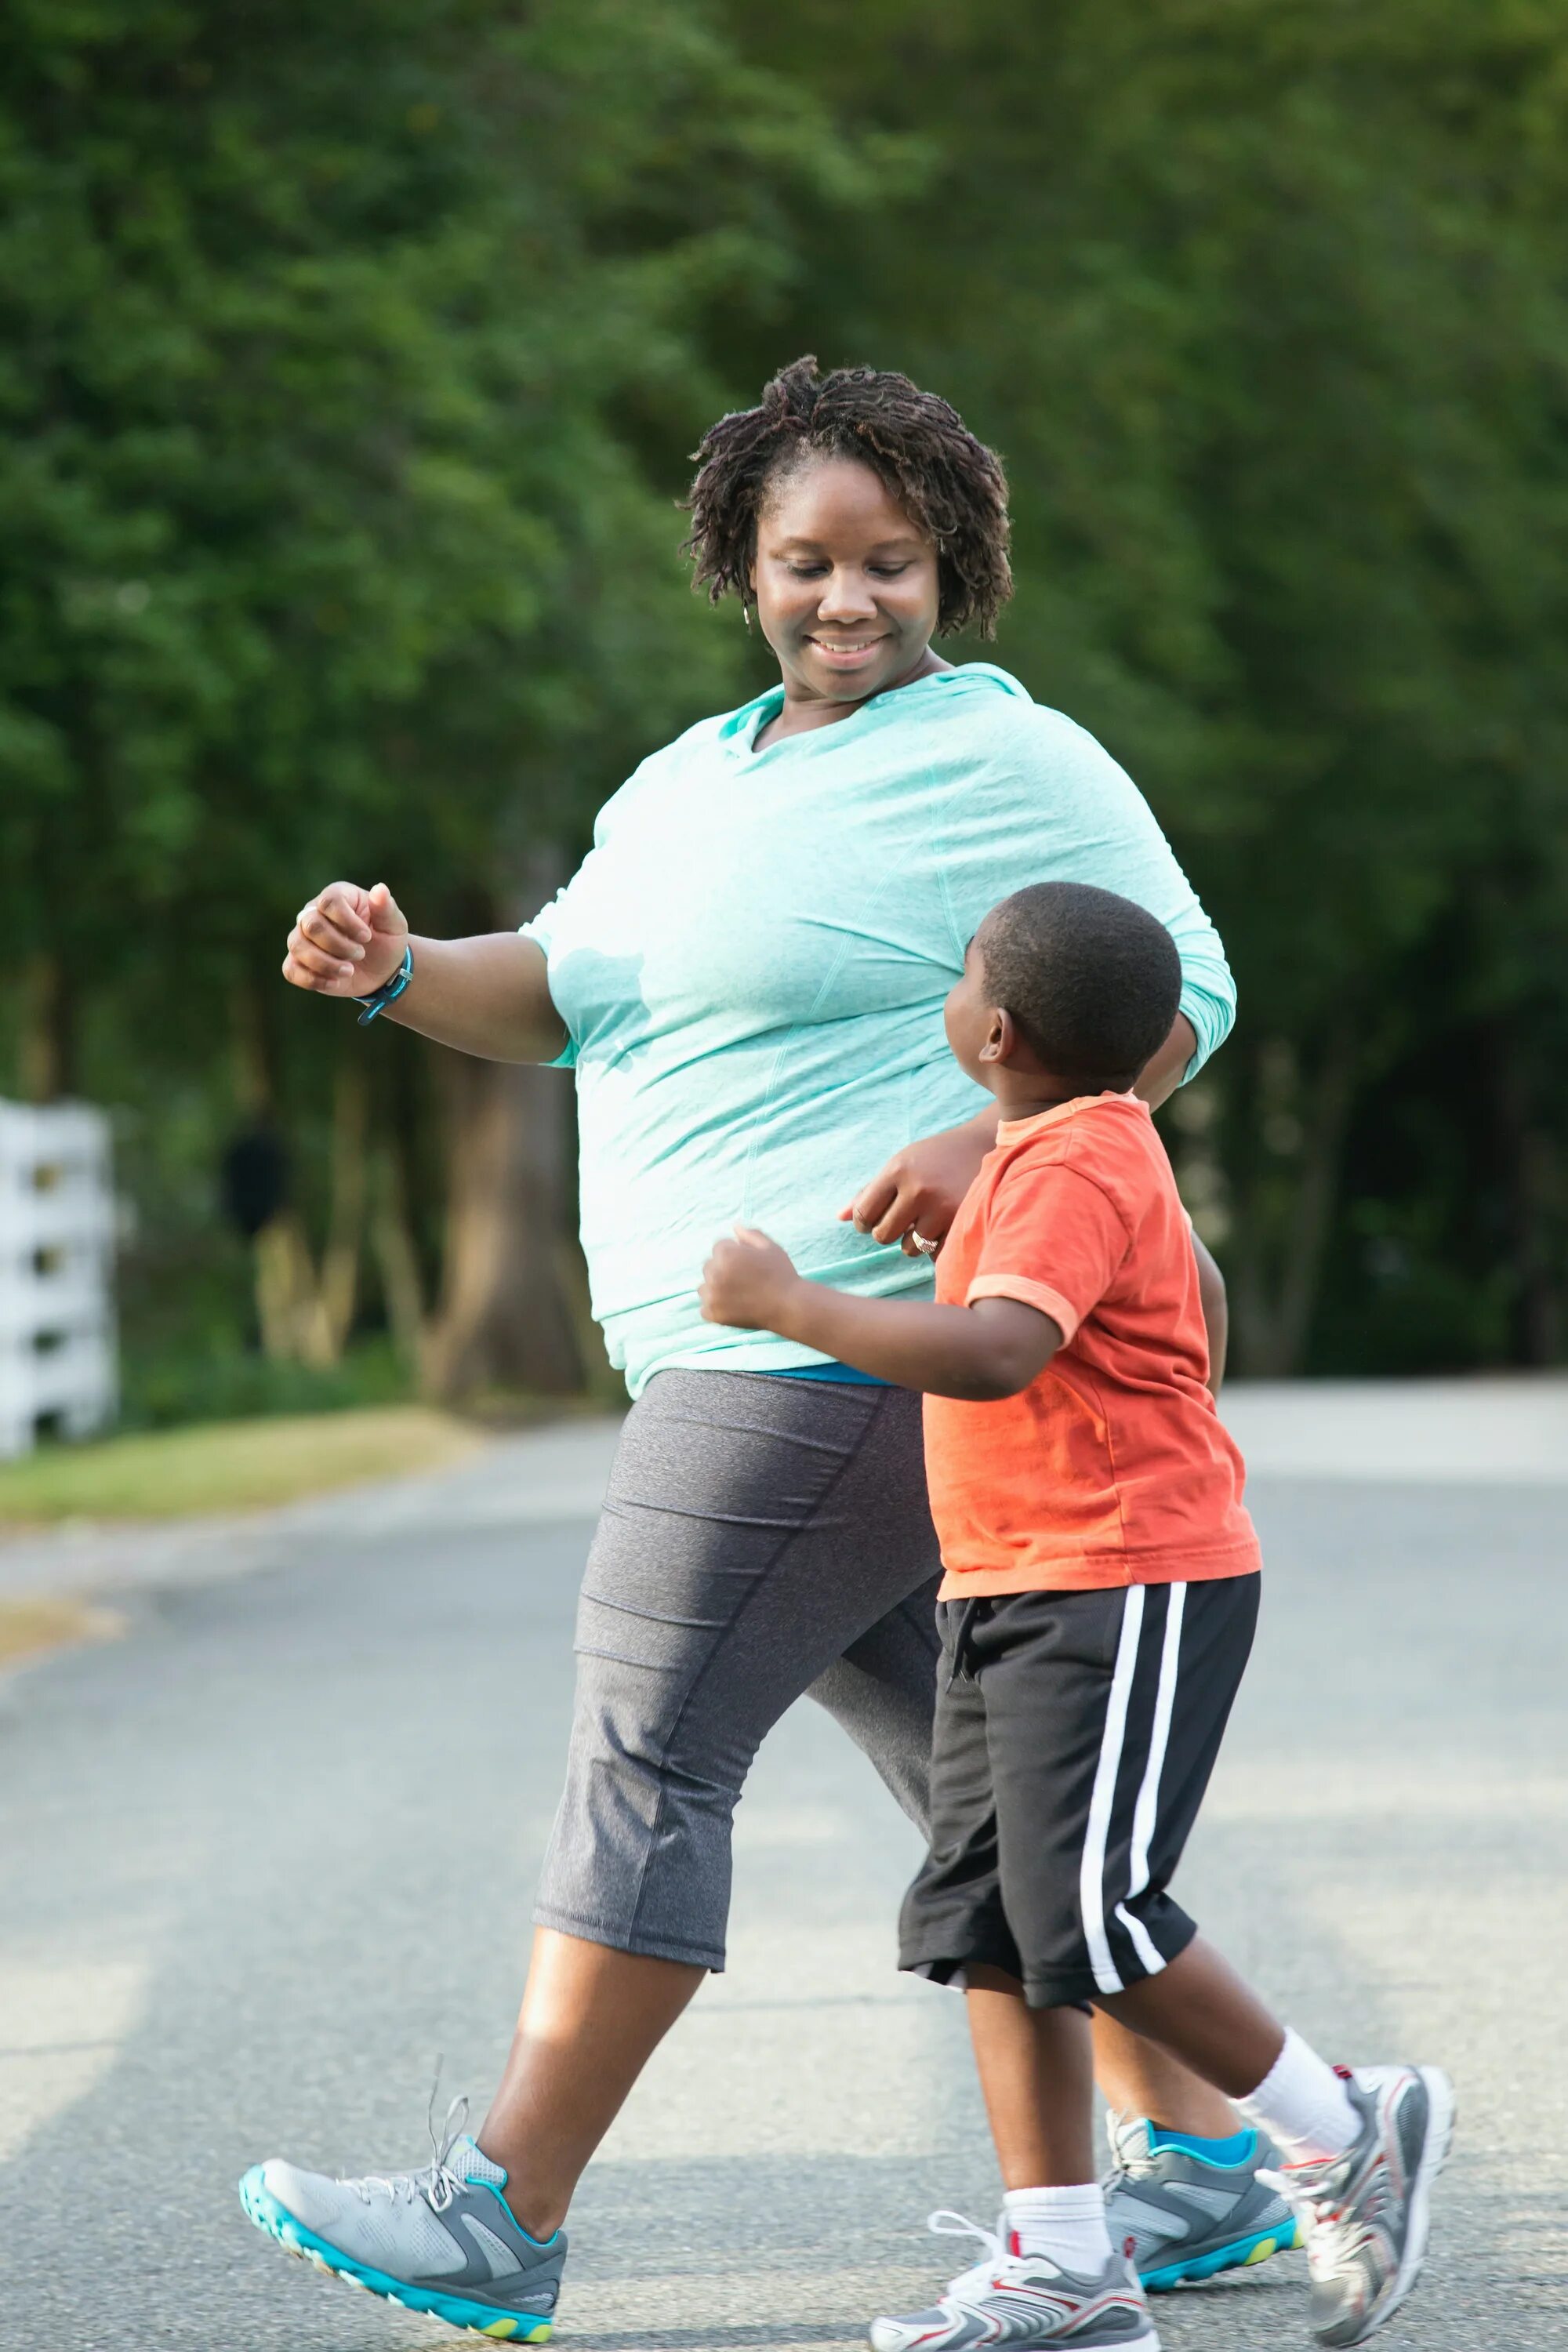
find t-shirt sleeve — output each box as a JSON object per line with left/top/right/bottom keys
{"left": 966, "top": 1163, "right": 1133, "bottom": 1345}
{"left": 935, "top": 707, "right": 1236, "bottom": 1078}
{"left": 518, "top": 885, "right": 578, "bottom": 1070}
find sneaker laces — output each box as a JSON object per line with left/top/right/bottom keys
{"left": 926, "top": 2209, "right": 1008, "bottom": 2300}
{"left": 1099, "top": 2109, "right": 1156, "bottom": 2199}
{"left": 1257, "top": 2143, "right": 1381, "bottom": 2267}
{"left": 347, "top": 2061, "right": 472, "bottom": 2216}
{"left": 924, "top": 2209, "right": 1062, "bottom": 2300}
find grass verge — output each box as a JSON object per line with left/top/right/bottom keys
{"left": 0, "top": 1597, "right": 125, "bottom": 1665}
{"left": 0, "top": 1406, "right": 486, "bottom": 1526}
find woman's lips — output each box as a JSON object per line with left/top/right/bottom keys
{"left": 805, "top": 637, "right": 887, "bottom": 668}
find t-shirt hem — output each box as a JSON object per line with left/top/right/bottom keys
{"left": 936, "top": 1535, "right": 1261, "bottom": 1599}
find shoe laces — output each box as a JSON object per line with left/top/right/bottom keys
{"left": 925, "top": 2209, "right": 1062, "bottom": 2301}
{"left": 1258, "top": 2143, "right": 1382, "bottom": 2268}
{"left": 1099, "top": 2109, "right": 1156, "bottom": 2199}
{"left": 347, "top": 2062, "right": 472, "bottom": 2216}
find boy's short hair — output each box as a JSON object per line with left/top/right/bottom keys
{"left": 976, "top": 882, "right": 1182, "bottom": 1087}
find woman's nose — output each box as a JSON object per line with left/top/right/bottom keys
{"left": 815, "top": 568, "right": 880, "bottom": 621}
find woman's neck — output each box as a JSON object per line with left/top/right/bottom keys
{"left": 755, "top": 646, "right": 951, "bottom": 750}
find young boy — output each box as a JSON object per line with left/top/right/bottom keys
{"left": 699, "top": 881, "right": 1450, "bottom": 2352}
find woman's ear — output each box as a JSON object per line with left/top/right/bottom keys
{"left": 979, "top": 1007, "right": 1014, "bottom": 1064}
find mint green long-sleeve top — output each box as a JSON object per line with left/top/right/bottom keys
{"left": 523, "top": 663, "right": 1234, "bottom": 1396}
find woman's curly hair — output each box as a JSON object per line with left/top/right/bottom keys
{"left": 682, "top": 356, "right": 1012, "bottom": 639}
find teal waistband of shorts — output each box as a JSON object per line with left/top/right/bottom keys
{"left": 760, "top": 1362, "right": 891, "bottom": 1387}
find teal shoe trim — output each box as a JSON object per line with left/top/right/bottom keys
{"left": 1141, "top": 2215, "right": 1304, "bottom": 2292}
{"left": 238, "top": 2166, "right": 554, "bottom": 2341}
{"left": 1147, "top": 2124, "right": 1258, "bottom": 2168}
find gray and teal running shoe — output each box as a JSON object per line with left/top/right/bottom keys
{"left": 1102, "top": 2111, "right": 1301, "bottom": 2290}
{"left": 1260, "top": 2063, "right": 1454, "bottom": 2347}
{"left": 869, "top": 2211, "right": 1159, "bottom": 2351}
{"left": 239, "top": 2096, "right": 565, "bottom": 2342}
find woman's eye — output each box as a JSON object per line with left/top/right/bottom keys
{"left": 787, "top": 563, "right": 829, "bottom": 579}
{"left": 869, "top": 564, "right": 912, "bottom": 579}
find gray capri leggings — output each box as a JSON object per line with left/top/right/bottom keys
{"left": 533, "top": 1368, "right": 943, "bottom": 1969}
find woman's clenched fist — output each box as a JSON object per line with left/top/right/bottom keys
{"left": 283, "top": 881, "right": 408, "bottom": 998}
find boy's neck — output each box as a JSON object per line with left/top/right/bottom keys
{"left": 986, "top": 1072, "right": 1121, "bottom": 1123}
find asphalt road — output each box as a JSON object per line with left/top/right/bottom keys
{"left": 2, "top": 1423, "right": 1566, "bottom": 2350}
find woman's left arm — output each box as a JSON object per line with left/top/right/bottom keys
{"left": 946, "top": 714, "right": 1239, "bottom": 1080}
{"left": 843, "top": 1010, "right": 1196, "bottom": 1252}
{"left": 1134, "top": 1012, "right": 1200, "bottom": 1112}
{"left": 846, "top": 720, "right": 1232, "bottom": 1250}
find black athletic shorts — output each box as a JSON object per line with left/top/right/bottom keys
{"left": 899, "top": 1574, "right": 1260, "bottom": 2009}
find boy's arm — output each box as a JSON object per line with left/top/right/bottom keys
{"left": 699, "top": 1228, "right": 1061, "bottom": 1402}
{"left": 1193, "top": 1231, "right": 1228, "bottom": 1394}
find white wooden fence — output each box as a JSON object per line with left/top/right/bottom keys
{"left": 0, "top": 1101, "right": 118, "bottom": 1460}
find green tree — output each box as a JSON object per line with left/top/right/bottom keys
{"left": 735, "top": 0, "right": 1568, "bottom": 1370}
{"left": 0, "top": 0, "right": 869, "bottom": 1404}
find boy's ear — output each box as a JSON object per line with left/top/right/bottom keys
{"left": 978, "top": 1006, "right": 1015, "bottom": 1064}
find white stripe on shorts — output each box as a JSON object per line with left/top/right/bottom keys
{"left": 1114, "top": 1582, "right": 1187, "bottom": 1980}
{"left": 1080, "top": 1585, "right": 1147, "bottom": 1994}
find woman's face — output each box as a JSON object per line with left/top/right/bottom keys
{"left": 750, "top": 454, "right": 940, "bottom": 709}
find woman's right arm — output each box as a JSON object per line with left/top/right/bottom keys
{"left": 284, "top": 880, "right": 567, "bottom": 1063}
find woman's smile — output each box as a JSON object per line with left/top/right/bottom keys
{"left": 804, "top": 633, "right": 891, "bottom": 668}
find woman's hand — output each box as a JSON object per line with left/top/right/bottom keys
{"left": 840, "top": 1110, "right": 1000, "bottom": 1257}
{"left": 284, "top": 880, "right": 408, "bottom": 998}
{"left": 700, "top": 1226, "right": 804, "bottom": 1331}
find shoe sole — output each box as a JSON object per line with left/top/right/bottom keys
{"left": 869, "top": 2328, "right": 1160, "bottom": 2352}
{"left": 1334, "top": 2067, "right": 1456, "bottom": 2348}
{"left": 1142, "top": 2216, "right": 1304, "bottom": 2292}
{"left": 238, "top": 2167, "right": 554, "bottom": 2342}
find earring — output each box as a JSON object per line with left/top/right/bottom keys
{"left": 742, "top": 599, "right": 752, "bottom": 631}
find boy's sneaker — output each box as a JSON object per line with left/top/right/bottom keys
{"left": 1260, "top": 2064, "right": 1454, "bottom": 2347}
{"left": 1102, "top": 2112, "right": 1301, "bottom": 2288}
{"left": 869, "top": 2211, "right": 1159, "bottom": 2350}
{"left": 238, "top": 2096, "right": 565, "bottom": 2342}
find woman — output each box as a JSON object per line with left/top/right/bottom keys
{"left": 241, "top": 359, "right": 1285, "bottom": 2340}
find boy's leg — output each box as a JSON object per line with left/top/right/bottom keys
{"left": 1102, "top": 1936, "right": 1284, "bottom": 2104}
{"left": 898, "top": 1577, "right": 1449, "bottom": 2348}
{"left": 1101, "top": 1938, "right": 1453, "bottom": 2347}
{"left": 1089, "top": 2013, "right": 1239, "bottom": 2141}
{"left": 1056, "top": 1575, "right": 1454, "bottom": 2350}
{"left": 873, "top": 1600, "right": 1159, "bottom": 2352}
{"left": 964, "top": 1966, "right": 1116, "bottom": 2285}
{"left": 967, "top": 1963, "right": 1096, "bottom": 2188}
{"left": 873, "top": 1962, "right": 1156, "bottom": 2352}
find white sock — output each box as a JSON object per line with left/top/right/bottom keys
{"left": 1235, "top": 2027, "right": 1359, "bottom": 2163}
{"left": 1001, "top": 2184, "right": 1112, "bottom": 2275}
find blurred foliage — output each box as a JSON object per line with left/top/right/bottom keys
{"left": 2, "top": 0, "right": 1566, "bottom": 1397}
{"left": 738, "top": 0, "right": 1568, "bottom": 1372}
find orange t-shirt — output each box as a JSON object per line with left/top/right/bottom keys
{"left": 925, "top": 1092, "right": 1261, "bottom": 1596}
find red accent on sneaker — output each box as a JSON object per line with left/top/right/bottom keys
{"left": 1123, "top": 2235, "right": 1136, "bottom": 2261}
{"left": 1333, "top": 2063, "right": 1354, "bottom": 2082}
{"left": 1007, "top": 2230, "right": 1022, "bottom": 2258}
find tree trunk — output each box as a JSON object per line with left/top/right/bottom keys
{"left": 19, "top": 953, "right": 76, "bottom": 1102}
{"left": 370, "top": 1134, "right": 434, "bottom": 1381}
{"left": 310, "top": 1052, "right": 368, "bottom": 1364}
{"left": 422, "top": 1046, "right": 583, "bottom": 1400}
{"left": 230, "top": 978, "right": 368, "bottom": 1367}
{"left": 421, "top": 854, "right": 584, "bottom": 1403}
{"left": 1230, "top": 1020, "right": 1359, "bottom": 1377}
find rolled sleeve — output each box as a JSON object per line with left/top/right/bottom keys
{"left": 969, "top": 1165, "right": 1133, "bottom": 1342}
{"left": 966, "top": 1272, "right": 1080, "bottom": 1345}
{"left": 1177, "top": 967, "right": 1235, "bottom": 1079}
